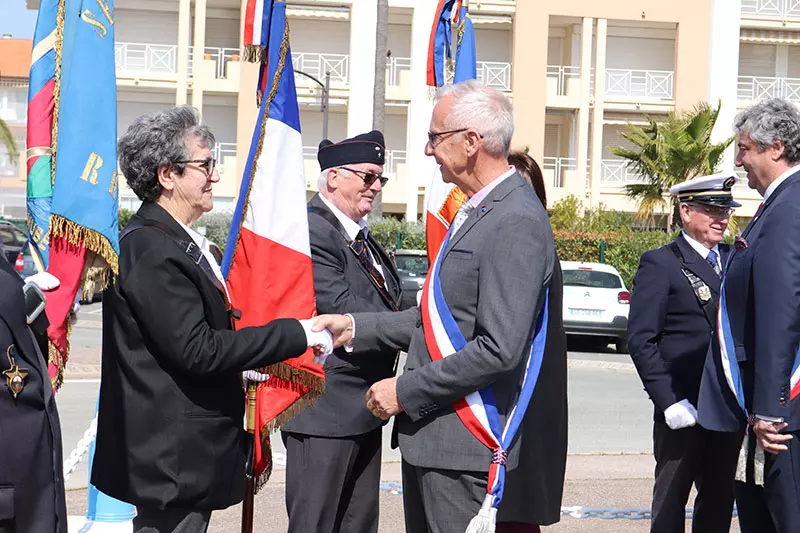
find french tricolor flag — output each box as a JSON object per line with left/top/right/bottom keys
{"left": 222, "top": 0, "right": 323, "bottom": 485}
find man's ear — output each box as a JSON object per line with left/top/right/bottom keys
{"left": 465, "top": 129, "right": 482, "bottom": 157}
{"left": 326, "top": 168, "right": 338, "bottom": 191}
{"left": 771, "top": 142, "right": 786, "bottom": 162}
{"left": 158, "top": 165, "right": 176, "bottom": 192}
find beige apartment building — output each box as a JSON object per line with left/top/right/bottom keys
{"left": 2, "top": 0, "right": 797, "bottom": 220}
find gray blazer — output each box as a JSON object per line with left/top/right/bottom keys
{"left": 354, "top": 172, "right": 555, "bottom": 471}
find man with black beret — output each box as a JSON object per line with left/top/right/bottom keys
{"left": 629, "top": 174, "right": 743, "bottom": 532}
{"left": 281, "top": 130, "right": 402, "bottom": 532}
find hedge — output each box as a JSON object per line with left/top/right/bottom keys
{"left": 554, "top": 230, "right": 675, "bottom": 289}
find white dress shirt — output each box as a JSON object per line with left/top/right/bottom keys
{"left": 681, "top": 231, "right": 720, "bottom": 267}
{"left": 318, "top": 193, "right": 383, "bottom": 276}
{"left": 763, "top": 164, "right": 800, "bottom": 202}
{"left": 176, "top": 219, "right": 230, "bottom": 299}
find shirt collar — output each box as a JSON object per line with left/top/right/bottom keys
{"left": 318, "top": 193, "right": 368, "bottom": 241}
{"left": 175, "top": 218, "right": 209, "bottom": 253}
{"left": 467, "top": 166, "right": 516, "bottom": 208}
{"left": 763, "top": 164, "right": 800, "bottom": 202}
{"left": 681, "top": 230, "right": 719, "bottom": 259}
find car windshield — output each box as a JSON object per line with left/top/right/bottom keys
{"left": 562, "top": 269, "right": 622, "bottom": 289}
{"left": 395, "top": 255, "right": 428, "bottom": 277}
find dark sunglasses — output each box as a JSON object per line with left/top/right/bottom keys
{"left": 339, "top": 166, "right": 389, "bottom": 187}
{"left": 177, "top": 157, "right": 217, "bottom": 177}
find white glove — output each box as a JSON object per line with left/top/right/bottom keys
{"left": 24, "top": 272, "right": 61, "bottom": 291}
{"left": 299, "top": 318, "right": 334, "bottom": 365}
{"left": 243, "top": 370, "right": 270, "bottom": 383}
{"left": 664, "top": 399, "right": 698, "bottom": 430}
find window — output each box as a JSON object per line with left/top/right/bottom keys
{"left": 562, "top": 269, "right": 622, "bottom": 289}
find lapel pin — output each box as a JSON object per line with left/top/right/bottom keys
{"left": 3, "top": 345, "right": 29, "bottom": 399}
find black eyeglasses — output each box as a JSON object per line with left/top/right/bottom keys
{"left": 339, "top": 167, "right": 389, "bottom": 187}
{"left": 177, "top": 157, "right": 217, "bottom": 177}
{"left": 690, "top": 203, "right": 734, "bottom": 218}
{"left": 426, "top": 128, "right": 483, "bottom": 148}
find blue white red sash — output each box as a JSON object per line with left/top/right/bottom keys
{"left": 419, "top": 227, "right": 549, "bottom": 513}
{"left": 718, "top": 259, "right": 800, "bottom": 411}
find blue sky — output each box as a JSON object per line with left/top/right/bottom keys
{"left": 0, "top": 0, "right": 38, "bottom": 39}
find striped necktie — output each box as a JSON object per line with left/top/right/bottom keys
{"left": 451, "top": 202, "right": 475, "bottom": 235}
{"left": 706, "top": 249, "right": 721, "bottom": 277}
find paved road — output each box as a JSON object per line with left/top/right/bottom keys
{"left": 62, "top": 302, "right": 673, "bottom": 531}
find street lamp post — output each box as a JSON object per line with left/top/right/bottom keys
{"left": 294, "top": 69, "right": 330, "bottom": 140}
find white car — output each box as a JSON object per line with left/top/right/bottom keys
{"left": 560, "top": 260, "right": 630, "bottom": 353}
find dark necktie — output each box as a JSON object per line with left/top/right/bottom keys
{"left": 352, "top": 230, "right": 386, "bottom": 288}
{"left": 706, "top": 249, "right": 721, "bottom": 277}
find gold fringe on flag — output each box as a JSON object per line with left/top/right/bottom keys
{"left": 50, "top": 0, "right": 66, "bottom": 187}
{"left": 49, "top": 214, "right": 119, "bottom": 282}
{"left": 242, "top": 44, "right": 268, "bottom": 64}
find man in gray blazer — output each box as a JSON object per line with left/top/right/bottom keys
{"left": 317, "top": 80, "right": 557, "bottom": 532}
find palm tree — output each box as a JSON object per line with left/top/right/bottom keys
{"left": 0, "top": 118, "right": 17, "bottom": 168}
{"left": 611, "top": 101, "right": 732, "bottom": 231}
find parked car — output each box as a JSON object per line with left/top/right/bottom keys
{"left": 0, "top": 221, "right": 28, "bottom": 267}
{"left": 12, "top": 240, "right": 41, "bottom": 280}
{"left": 393, "top": 249, "right": 428, "bottom": 310}
{"left": 561, "top": 260, "right": 630, "bottom": 353}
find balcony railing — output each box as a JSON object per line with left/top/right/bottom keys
{"left": 212, "top": 142, "right": 237, "bottom": 167}
{"left": 604, "top": 69, "right": 674, "bottom": 100}
{"left": 115, "top": 42, "right": 178, "bottom": 76}
{"left": 741, "top": 0, "right": 800, "bottom": 18}
{"left": 189, "top": 47, "right": 240, "bottom": 78}
{"left": 444, "top": 61, "right": 513, "bottom": 91}
{"left": 292, "top": 53, "right": 349, "bottom": 84}
{"left": 385, "top": 150, "right": 406, "bottom": 175}
{"left": 600, "top": 159, "right": 647, "bottom": 187}
{"left": 302, "top": 147, "right": 406, "bottom": 175}
{"left": 738, "top": 75, "right": 800, "bottom": 102}
{"left": 386, "top": 57, "right": 412, "bottom": 86}
{"left": 542, "top": 157, "right": 576, "bottom": 187}
{"left": 546, "top": 65, "right": 580, "bottom": 96}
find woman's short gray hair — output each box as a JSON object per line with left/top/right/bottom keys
{"left": 435, "top": 80, "right": 514, "bottom": 156}
{"left": 734, "top": 98, "right": 800, "bottom": 164}
{"left": 118, "top": 105, "right": 215, "bottom": 202}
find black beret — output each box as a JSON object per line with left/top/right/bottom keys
{"left": 318, "top": 130, "right": 386, "bottom": 171}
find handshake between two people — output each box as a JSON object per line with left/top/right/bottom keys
{"left": 298, "top": 314, "right": 355, "bottom": 365}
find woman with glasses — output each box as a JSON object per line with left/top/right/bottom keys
{"left": 92, "top": 106, "right": 331, "bottom": 533}
{"left": 495, "top": 151, "right": 568, "bottom": 533}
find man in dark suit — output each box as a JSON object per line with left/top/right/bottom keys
{"left": 281, "top": 131, "right": 401, "bottom": 532}
{"left": 0, "top": 256, "right": 67, "bottom": 532}
{"left": 316, "top": 80, "right": 558, "bottom": 532}
{"left": 91, "top": 106, "right": 330, "bottom": 532}
{"left": 698, "top": 98, "right": 800, "bottom": 533}
{"left": 628, "top": 174, "right": 743, "bottom": 533}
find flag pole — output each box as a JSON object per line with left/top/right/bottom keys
{"left": 241, "top": 381, "right": 258, "bottom": 533}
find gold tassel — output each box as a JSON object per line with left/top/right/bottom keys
{"left": 735, "top": 433, "right": 748, "bottom": 483}
{"left": 261, "top": 362, "right": 325, "bottom": 393}
{"left": 49, "top": 214, "right": 119, "bottom": 276}
{"left": 754, "top": 441, "right": 766, "bottom": 486}
{"left": 262, "top": 392, "right": 323, "bottom": 434}
{"left": 242, "top": 44, "right": 268, "bottom": 64}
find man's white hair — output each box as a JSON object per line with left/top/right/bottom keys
{"left": 317, "top": 169, "right": 331, "bottom": 192}
{"left": 435, "top": 80, "right": 514, "bottom": 156}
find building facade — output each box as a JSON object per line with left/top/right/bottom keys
{"left": 5, "top": 0, "right": 799, "bottom": 221}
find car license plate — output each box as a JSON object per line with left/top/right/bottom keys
{"left": 569, "top": 308, "right": 602, "bottom": 317}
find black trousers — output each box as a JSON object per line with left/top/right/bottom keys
{"left": 132, "top": 507, "right": 211, "bottom": 533}
{"left": 651, "top": 419, "right": 742, "bottom": 533}
{"left": 283, "top": 428, "right": 382, "bottom": 533}
{"left": 736, "top": 429, "right": 800, "bottom": 533}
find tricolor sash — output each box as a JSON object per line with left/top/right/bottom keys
{"left": 420, "top": 227, "right": 549, "bottom": 529}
